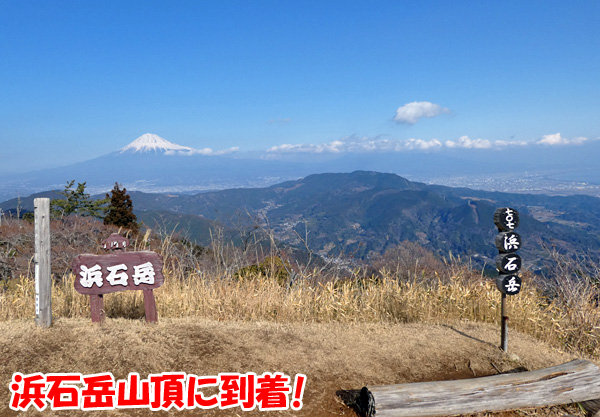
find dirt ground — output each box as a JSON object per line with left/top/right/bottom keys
{"left": 0, "top": 318, "right": 592, "bottom": 417}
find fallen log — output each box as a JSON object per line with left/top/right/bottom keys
{"left": 355, "top": 359, "right": 600, "bottom": 417}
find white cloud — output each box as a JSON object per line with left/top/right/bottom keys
{"left": 268, "top": 135, "right": 444, "bottom": 154}
{"left": 445, "top": 136, "right": 492, "bottom": 149}
{"left": 393, "top": 101, "right": 451, "bottom": 125}
{"left": 165, "top": 147, "right": 239, "bottom": 156}
{"left": 405, "top": 138, "right": 443, "bottom": 150}
{"left": 536, "top": 133, "right": 588, "bottom": 146}
{"left": 494, "top": 140, "right": 529, "bottom": 147}
{"left": 266, "top": 132, "right": 595, "bottom": 157}
{"left": 205, "top": 147, "right": 240, "bottom": 156}
{"left": 267, "top": 141, "right": 344, "bottom": 154}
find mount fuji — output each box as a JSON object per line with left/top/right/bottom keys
{"left": 119, "top": 133, "right": 194, "bottom": 154}
{"left": 117, "top": 133, "right": 240, "bottom": 156}
{"left": 0, "top": 134, "right": 312, "bottom": 201}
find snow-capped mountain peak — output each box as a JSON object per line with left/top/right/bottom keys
{"left": 120, "top": 133, "right": 193, "bottom": 154}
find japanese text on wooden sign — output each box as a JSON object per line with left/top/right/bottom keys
{"left": 72, "top": 252, "right": 164, "bottom": 295}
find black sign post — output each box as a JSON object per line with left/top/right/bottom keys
{"left": 494, "top": 207, "right": 522, "bottom": 352}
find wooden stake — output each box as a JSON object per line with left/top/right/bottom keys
{"left": 34, "top": 198, "right": 52, "bottom": 327}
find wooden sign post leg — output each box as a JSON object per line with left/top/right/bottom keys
{"left": 500, "top": 293, "right": 508, "bottom": 352}
{"left": 143, "top": 289, "right": 158, "bottom": 323}
{"left": 90, "top": 294, "right": 104, "bottom": 323}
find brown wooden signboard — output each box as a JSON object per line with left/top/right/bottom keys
{"left": 72, "top": 252, "right": 164, "bottom": 295}
{"left": 71, "top": 235, "right": 164, "bottom": 324}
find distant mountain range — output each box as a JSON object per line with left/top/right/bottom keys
{"left": 120, "top": 171, "right": 600, "bottom": 273}
{"left": 1, "top": 133, "right": 599, "bottom": 202}
{"left": 3, "top": 170, "right": 599, "bottom": 274}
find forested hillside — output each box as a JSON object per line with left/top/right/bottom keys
{"left": 125, "top": 171, "right": 600, "bottom": 274}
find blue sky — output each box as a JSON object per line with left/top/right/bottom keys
{"left": 1, "top": 1, "right": 599, "bottom": 172}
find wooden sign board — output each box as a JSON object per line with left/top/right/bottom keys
{"left": 496, "top": 253, "right": 522, "bottom": 274}
{"left": 494, "top": 207, "right": 519, "bottom": 231}
{"left": 496, "top": 273, "right": 522, "bottom": 295}
{"left": 495, "top": 231, "right": 522, "bottom": 253}
{"left": 71, "top": 250, "right": 164, "bottom": 323}
{"left": 72, "top": 251, "right": 163, "bottom": 295}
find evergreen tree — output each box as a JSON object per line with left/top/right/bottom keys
{"left": 104, "top": 182, "right": 139, "bottom": 233}
{"left": 51, "top": 180, "right": 108, "bottom": 219}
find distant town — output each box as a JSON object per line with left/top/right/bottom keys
{"left": 421, "top": 172, "right": 600, "bottom": 197}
